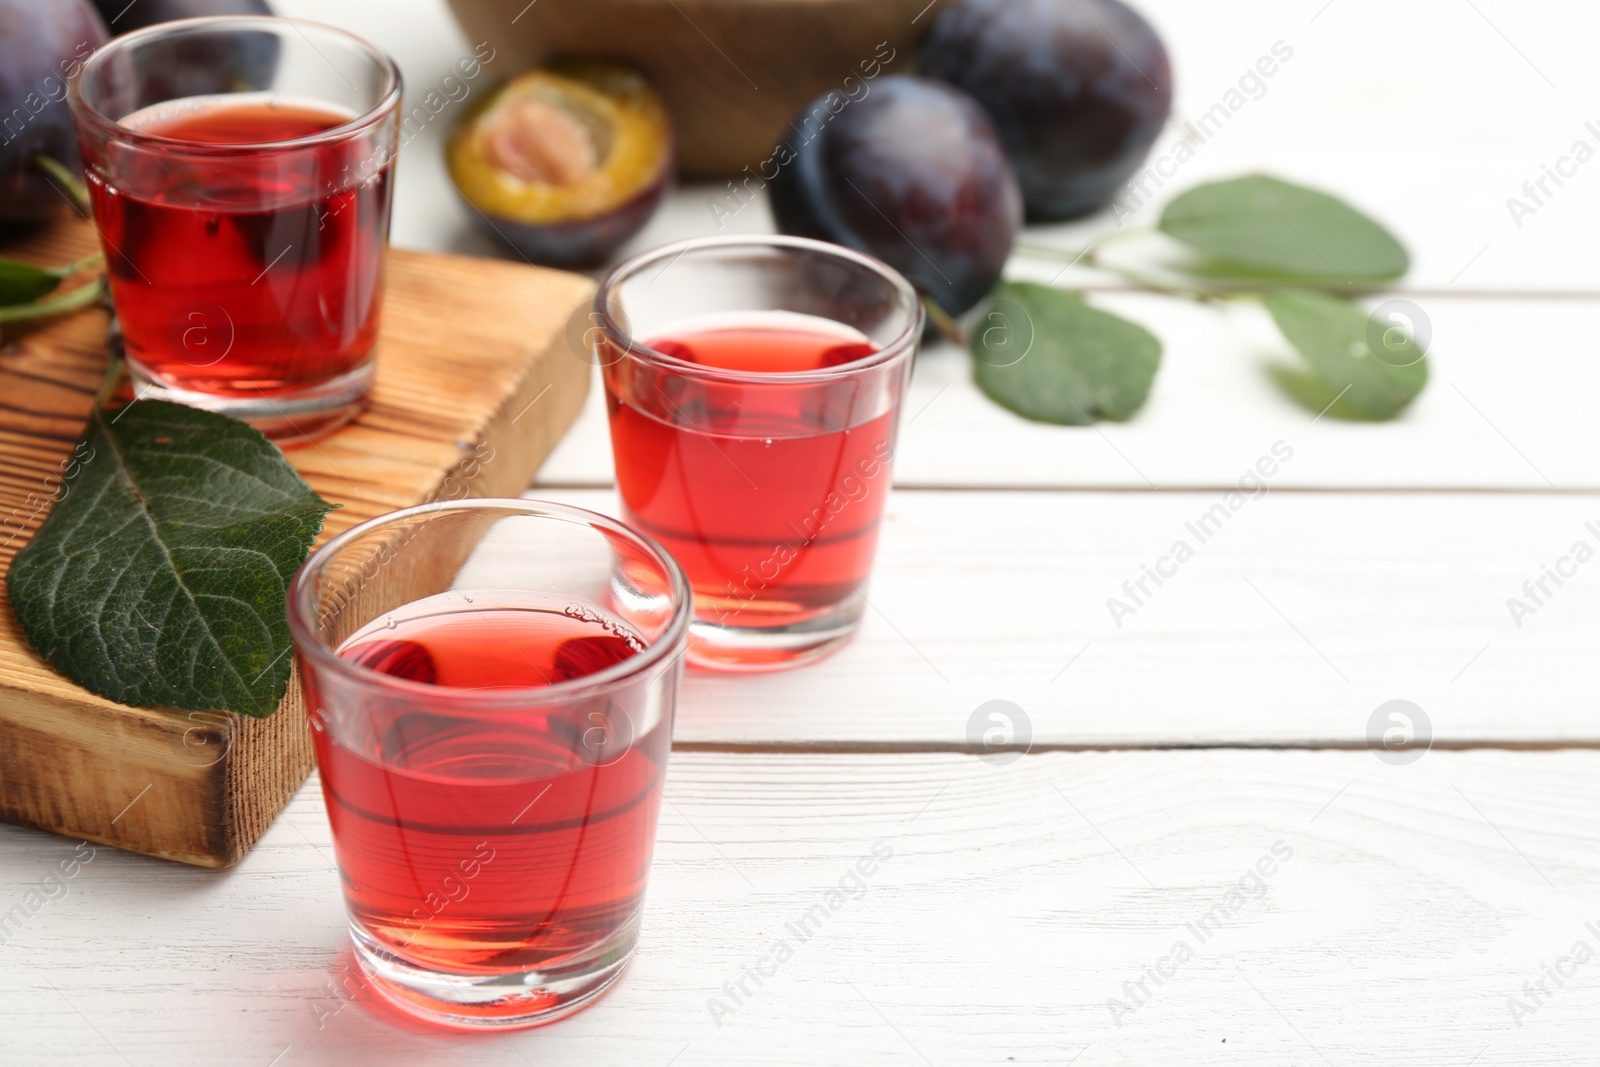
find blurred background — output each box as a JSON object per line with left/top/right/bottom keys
{"left": 279, "top": 0, "right": 1593, "bottom": 292}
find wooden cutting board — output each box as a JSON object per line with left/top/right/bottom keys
{"left": 0, "top": 218, "right": 593, "bottom": 868}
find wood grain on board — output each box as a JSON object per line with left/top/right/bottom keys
{"left": 0, "top": 219, "right": 593, "bottom": 869}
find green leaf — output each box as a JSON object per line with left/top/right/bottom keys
{"left": 971, "top": 281, "right": 1162, "bottom": 425}
{"left": 1263, "top": 364, "right": 1388, "bottom": 423}
{"left": 1263, "top": 290, "right": 1428, "bottom": 419}
{"left": 0, "top": 257, "right": 65, "bottom": 306}
{"left": 7, "top": 400, "right": 336, "bottom": 717}
{"left": 1159, "top": 175, "right": 1409, "bottom": 287}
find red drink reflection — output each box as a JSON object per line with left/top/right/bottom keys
{"left": 311, "top": 600, "right": 665, "bottom": 981}
{"left": 85, "top": 97, "right": 391, "bottom": 403}
{"left": 605, "top": 312, "right": 897, "bottom": 633}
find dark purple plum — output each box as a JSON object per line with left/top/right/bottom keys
{"left": 921, "top": 0, "right": 1173, "bottom": 220}
{"left": 89, "top": 0, "right": 274, "bottom": 32}
{"left": 768, "top": 75, "right": 1021, "bottom": 319}
{"left": 0, "top": 0, "right": 108, "bottom": 226}
{"left": 88, "top": 0, "right": 281, "bottom": 101}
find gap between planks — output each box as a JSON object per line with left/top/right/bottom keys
{"left": 1065, "top": 284, "right": 1600, "bottom": 301}
{"left": 671, "top": 739, "right": 1600, "bottom": 755}
{"left": 533, "top": 481, "right": 1600, "bottom": 496}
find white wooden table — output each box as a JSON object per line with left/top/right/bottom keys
{"left": 7, "top": 1, "right": 1600, "bottom": 1063}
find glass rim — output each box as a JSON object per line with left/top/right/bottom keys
{"left": 287, "top": 498, "right": 693, "bottom": 705}
{"left": 592, "top": 234, "right": 925, "bottom": 385}
{"left": 68, "top": 15, "right": 404, "bottom": 155}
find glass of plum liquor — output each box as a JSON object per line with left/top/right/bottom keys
{"left": 593, "top": 235, "right": 923, "bottom": 671}
{"left": 68, "top": 17, "right": 403, "bottom": 439}
{"left": 288, "top": 499, "right": 690, "bottom": 1029}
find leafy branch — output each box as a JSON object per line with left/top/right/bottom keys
{"left": 34, "top": 153, "right": 91, "bottom": 215}
{"left": 0, "top": 247, "right": 107, "bottom": 340}
{"left": 979, "top": 174, "right": 1428, "bottom": 424}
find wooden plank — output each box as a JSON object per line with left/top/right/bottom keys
{"left": 517, "top": 489, "right": 1600, "bottom": 748}
{"left": 1, "top": 749, "right": 1596, "bottom": 1064}
{"left": 0, "top": 220, "right": 594, "bottom": 868}
{"left": 536, "top": 293, "right": 1600, "bottom": 490}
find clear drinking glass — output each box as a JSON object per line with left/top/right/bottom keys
{"left": 288, "top": 499, "right": 690, "bottom": 1030}
{"left": 69, "top": 17, "right": 403, "bottom": 439}
{"left": 593, "top": 235, "right": 922, "bottom": 671}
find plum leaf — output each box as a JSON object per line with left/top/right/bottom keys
{"left": 6, "top": 400, "right": 336, "bottom": 717}
{"left": 0, "top": 257, "right": 66, "bottom": 306}
{"left": 971, "top": 281, "right": 1161, "bottom": 425}
{"left": 1160, "top": 175, "right": 1409, "bottom": 287}
{"left": 1263, "top": 290, "right": 1427, "bottom": 419}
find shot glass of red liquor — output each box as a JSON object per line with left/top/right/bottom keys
{"left": 68, "top": 17, "right": 402, "bottom": 439}
{"left": 288, "top": 499, "right": 690, "bottom": 1030}
{"left": 593, "top": 235, "right": 922, "bottom": 671}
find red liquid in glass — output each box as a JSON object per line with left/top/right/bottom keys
{"left": 86, "top": 97, "right": 391, "bottom": 398}
{"left": 312, "top": 602, "right": 666, "bottom": 975}
{"left": 606, "top": 314, "right": 897, "bottom": 628}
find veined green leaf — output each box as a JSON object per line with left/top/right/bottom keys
{"left": 971, "top": 282, "right": 1162, "bottom": 425}
{"left": 7, "top": 400, "right": 336, "bottom": 717}
{"left": 1264, "top": 290, "right": 1428, "bottom": 419}
{"left": 1160, "top": 175, "right": 1409, "bottom": 287}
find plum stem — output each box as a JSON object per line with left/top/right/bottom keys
{"left": 34, "top": 154, "right": 91, "bottom": 216}
{"left": 921, "top": 295, "right": 968, "bottom": 346}
{"left": 49, "top": 252, "right": 106, "bottom": 279}
{"left": 1013, "top": 239, "right": 1259, "bottom": 302}
{"left": 1087, "top": 226, "right": 1155, "bottom": 250}
{"left": 93, "top": 351, "right": 127, "bottom": 411}
{"left": 1013, "top": 229, "right": 1149, "bottom": 267}
{"left": 1085, "top": 260, "right": 1252, "bottom": 303}
{"left": 0, "top": 276, "right": 107, "bottom": 334}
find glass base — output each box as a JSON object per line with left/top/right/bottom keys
{"left": 349, "top": 916, "right": 637, "bottom": 1032}
{"left": 687, "top": 596, "right": 864, "bottom": 672}
{"left": 126, "top": 359, "right": 373, "bottom": 443}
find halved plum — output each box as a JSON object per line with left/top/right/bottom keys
{"left": 447, "top": 60, "right": 673, "bottom": 269}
